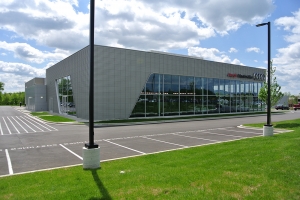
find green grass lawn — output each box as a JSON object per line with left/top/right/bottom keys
{"left": 30, "top": 112, "right": 76, "bottom": 122}
{"left": 38, "top": 115, "right": 76, "bottom": 122}
{"left": 1, "top": 119, "right": 299, "bottom": 199}
{"left": 30, "top": 111, "right": 50, "bottom": 116}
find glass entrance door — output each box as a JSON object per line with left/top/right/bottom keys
{"left": 61, "top": 95, "right": 68, "bottom": 114}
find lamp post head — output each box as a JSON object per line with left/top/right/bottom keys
{"left": 256, "top": 22, "right": 269, "bottom": 27}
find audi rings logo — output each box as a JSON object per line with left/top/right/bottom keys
{"left": 253, "top": 73, "right": 265, "bottom": 81}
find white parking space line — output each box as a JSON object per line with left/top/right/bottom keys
{"left": 7, "top": 117, "right": 20, "bottom": 134}
{"left": 59, "top": 144, "right": 83, "bottom": 160}
{"left": 19, "top": 116, "right": 44, "bottom": 132}
{"left": 142, "top": 136, "right": 187, "bottom": 147}
{"left": 2, "top": 117, "right": 11, "bottom": 134}
{"left": 203, "top": 132, "right": 244, "bottom": 138}
{"left": 16, "top": 116, "right": 36, "bottom": 132}
{"left": 11, "top": 116, "right": 28, "bottom": 133}
{"left": 104, "top": 139, "right": 146, "bottom": 154}
{"left": 236, "top": 126, "right": 263, "bottom": 131}
{"left": 23, "top": 116, "right": 54, "bottom": 131}
{"left": 0, "top": 122, "right": 3, "bottom": 135}
{"left": 24, "top": 115, "right": 58, "bottom": 131}
{"left": 228, "top": 129, "right": 262, "bottom": 135}
{"left": 215, "top": 127, "right": 234, "bottom": 130}
{"left": 172, "top": 133, "right": 218, "bottom": 142}
{"left": 5, "top": 149, "right": 13, "bottom": 175}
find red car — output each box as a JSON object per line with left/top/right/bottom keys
{"left": 293, "top": 103, "right": 300, "bottom": 111}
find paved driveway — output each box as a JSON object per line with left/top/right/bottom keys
{"left": 0, "top": 106, "right": 297, "bottom": 177}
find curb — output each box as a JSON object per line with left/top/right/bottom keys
{"left": 14, "top": 106, "right": 287, "bottom": 127}
{"left": 93, "top": 113, "right": 284, "bottom": 128}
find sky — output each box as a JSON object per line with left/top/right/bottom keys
{"left": 0, "top": 0, "right": 299, "bottom": 95}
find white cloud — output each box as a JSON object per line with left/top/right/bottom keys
{"left": 188, "top": 47, "right": 243, "bottom": 65}
{"left": 0, "top": 0, "right": 88, "bottom": 50}
{"left": 0, "top": 41, "right": 70, "bottom": 64}
{"left": 140, "top": 0, "right": 274, "bottom": 33}
{"left": 0, "top": 61, "right": 45, "bottom": 77}
{"left": 0, "top": 73, "right": 31, "bottom": 93}
{"left": 0, "top": 61, "right": 45, "bottom": 92}
{"left": 229, "top": 48, "right": 238, "bottom": 53}
{"left": 1, "top": 52, "right": 7, "bottom": 56}
{"left": 0, "top": 0, "right": 275, "bottom": 52}
{"left": 45, "top": 62, "right": 56, "bottom": 69}
{"left": 275, "top": 9, "right": 300, "bottom": 43}
{"left": 273, "top": 9, "right": 300, "bottom": 95}
{"left": 246, "top": 47, "right": 262, "bottom": 53}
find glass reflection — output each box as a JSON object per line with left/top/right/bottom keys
{"left": 131, "top": 95, "right": 145, "bottom": 117}
{"left": 180, "top": 96, "right": 194, "bottom": 115}
{"left": 163, "top": 95, "right": 179, "bottom": 116}
{"left": 130, "top": 73, "right": 264, "bottom": 118}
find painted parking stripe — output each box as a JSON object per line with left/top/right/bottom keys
{"left": 172, "top": 133, "right": 218, "bottom": 142}
{"left": 19, "top": 116, "right": 44, "bottom": 132}
{"left": 5, "top": 149, "right": 13, "bottom": 175}
{"left": 59, "top": 144, "right": 83, "bottom": 160}
{"left": 0, "top": 122, "right": 3, "bottom": 135}
{"left": 203, "top": 132, "right": 244, "bottom": 138}
{"left": 104, "top": 139, "right": 146, "bottom": 154}
{"left": 236, "top": 126, "right": 263, "bottom": 131}
{"left": 228, "top": 129, "right": 261, "bottom": 135}
{"left": 23, "top": 116, "right": 54, "bottom": 131}
{"left": 7, "top": 117, "right": 20, "bottom": 134}
{"left": 2, "top": 117, "right": 11, "bottom": 134}
{"left": 24, "top": 115, "right": 58, "bottom": 131}
{"left": 142, "top": 136, "right": 187, "bottom": 147}
{"left": 16, "top": 116, "right": 36, "bottom": 132}
{"left": 11, "top": 116, "right": 28, "bottom": 133}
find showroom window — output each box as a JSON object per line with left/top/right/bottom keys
{"left": 130, "top": 73, "right": 264, "bottom": 118}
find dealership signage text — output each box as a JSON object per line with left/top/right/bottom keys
{"left": 227, "top": 73, "right": 265, "bottom": 81}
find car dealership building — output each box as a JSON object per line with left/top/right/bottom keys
{"left": 25, "top": 45, "right": 266, "bottom": 121}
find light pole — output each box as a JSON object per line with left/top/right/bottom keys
{"left": 256, "top": 21, "right": 273, "bottom": 136}
{"left": 83, "top": 0, "right": 100, "bottom": 169}
{"left": 85, "top": 0, "right": 98, "bottom": 149}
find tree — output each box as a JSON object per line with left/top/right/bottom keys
{"left": 0, "top": 82, "right": 4, "bottom": 92}
{"left": 258, "top": 60, "right": 284, "bottom": 107}
{"left": 289, "top": 95, "right": 298, "bottom": 105}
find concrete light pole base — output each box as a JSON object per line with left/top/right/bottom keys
{"left": 263, "top": 125, "right": 273, "bottom": 136}
{"left": 82, "top": 147, "right": 100, "bottom": 169}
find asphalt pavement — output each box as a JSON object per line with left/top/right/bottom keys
{"left": 0, "top": 106, "right": 298, "bottom": 177}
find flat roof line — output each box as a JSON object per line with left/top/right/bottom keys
{"left": 149, "top": 50, "right": 204, "bottom": 60}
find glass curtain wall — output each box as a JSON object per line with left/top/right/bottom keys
{"left": 56, "top": 76, "right": 76, "bottom": 116}
{"left": 130, "top": 73, "right": 263, "bottom": 118}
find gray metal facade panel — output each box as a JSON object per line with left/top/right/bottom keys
{"left": 24, "top": 84, "right": 47, "bottom": 111}
{"left": 25, "top": 79, "right": 35, "bottom": 88}
{"left": 34, "top": 85, "right": 47, "bottom": 111}
{"left": 46, "top": 47, "right": 90, "bottom": 119}
{"left": 45, "top": 45, "right": 266, "bottom": 121}
{"left": 25, "top": 86, "right": 35, "bottom": 108}
{"left": 34, "top": 78, "right": 45, "bottom": 85}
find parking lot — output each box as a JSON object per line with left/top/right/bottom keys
{"left": 0, "top": 114, "right": 57, "bottom": 135}
{"left": 0, "top": 106, "right": 295, "bottom": 177}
